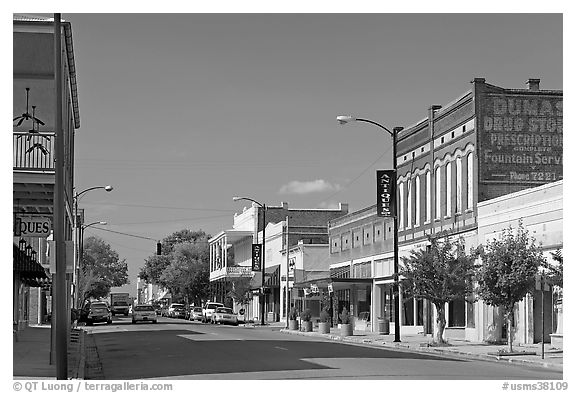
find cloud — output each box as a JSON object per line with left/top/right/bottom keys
{"left": 279, "top": 179, "right": 342, "bottom": 195}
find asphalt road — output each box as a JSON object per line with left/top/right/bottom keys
{"left": 84, "top": 316, "right": 562, "bottom": 380}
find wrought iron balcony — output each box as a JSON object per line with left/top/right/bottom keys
{"left": 13, "top": 132, "right": 55, "bottom": 171}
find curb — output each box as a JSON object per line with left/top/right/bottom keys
{"left": 279, "top": 329, "right": 562, "bottom": 372}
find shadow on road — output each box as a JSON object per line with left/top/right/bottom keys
{"left": 88, "top": 329, "right": 462, "bottom": 379}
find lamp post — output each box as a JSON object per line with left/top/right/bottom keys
{"left": 74, "top": 185, "right": 113, "bottom": 228}
{"left": 233, "top": 196, "right": 267, "bottom": 326}
{"left": 80, "top": 221, "right": 108, "bottom": 262}
{"left": 73, "top": 186, "right": 112, "bottom": 308}
{"left": 337, "top": 115, "right": 403, "bottom": 343}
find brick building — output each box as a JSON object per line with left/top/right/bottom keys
{"left": 209, "top": 202, "right": 348, "bottom": 322}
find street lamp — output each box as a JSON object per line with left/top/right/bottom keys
{"left": 337, "top": 115, "right": 403, "bottom": 343}
{"left": 79, "top": 221, "right": 107, "bottom": 266}
{"left": 74, "top": 185, "right": 113, "bottom": 227}
{"left": 233, "top": 196, "right": 267, "bottom": 326}
{"left": 73, "top": 185, "right": 113, "bottom": 308}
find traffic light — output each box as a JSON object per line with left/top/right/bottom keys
{"left": 156, "top": 242, "right": 162, "bottom": 255}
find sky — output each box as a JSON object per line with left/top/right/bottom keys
{"left": 6, "top": 8, "right": 566, "bottom": 298}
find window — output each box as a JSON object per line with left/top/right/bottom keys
{"left": 415, "top": 175, "right": 421, "bottom": 226}
{"left": 448, "top": 298, "right": 466, "bottom": 327}
{"left": 467, "top": 153, "right": 474, "bottom": 209}
{"left": 445, "top": 162, "right": 452, "bottom": 217}
{"left": 399, "top": 181, "right": 405, "bottom": 229}
{"left": 426, "top": 171, "right": 431, "bottom": 222}
{"left": 435, "top": 168, "right": 441, "bottom": 219}
{"left": 406, "top": 177, "right": 412, "bottom": 228}
{"left": 456, "top": 157, "right": 462, "bottom": 213}
{"left": 363, "top": 226, "right": 372, "bottom": 245}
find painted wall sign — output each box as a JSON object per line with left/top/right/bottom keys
{"left": 14, "top": 215, "right": 51, "bottom": 237}
{"left": 252, "top": 244, "right": 262, "bottom": 272}
{"left": 376, "top": 170, "right": 396, "bottom": 217}
{"left": 479, "top": 94, "right": 563, "bottom": 184}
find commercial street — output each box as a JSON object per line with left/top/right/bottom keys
{"left": 83, "top": 317, "right": 561, "bottom": 380}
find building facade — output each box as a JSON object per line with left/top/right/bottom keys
{"left": 13, "top": 15, "right": 80, "bottom": 331}
{"left": 394, "top": 77, "right": 562, "bottom": 341}
{"left": 208, "top": 202, "right": 348, "bottom": 322}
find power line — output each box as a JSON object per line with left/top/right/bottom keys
{"left": 90, "top": 226, "right": 158, "bottom": 241}
{"left": 83, "top": 201, "right": 237, "bottom": 212}
{"left": 90, "top": 226, "right": 212, "bottom": 244}
{"left": 108, "top": 214, "right": 232, "bottom": 225}
{"left": 315, "top": 145, "right": 392, "bottom": 206}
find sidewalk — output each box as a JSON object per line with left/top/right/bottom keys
{"left": 278, "top": 324, "right": 563, "bottom": 372}
{"left": 13, "top": 324, "right": 85, "bottom": 380}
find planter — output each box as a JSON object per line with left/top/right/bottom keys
{"left": 289, "top": 319, "right": 299, "bottom": 331}
{"left": 377, "top": 318, "right": 389, "bottom": 335}
{"left": 341, "top": 323, "right": 353, "bottom": 337}
{"left": 302, "top": 320, "right": 313, "bottom": 332}
{"left": 318, "top": 322, "right": 330, "bottom": 334}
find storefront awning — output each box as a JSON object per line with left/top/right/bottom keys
{"left": 13, "top": 243, "right": 48, "bottom": 284}
{"left": 293, "top": 276, "right": 372, "bottom": 289}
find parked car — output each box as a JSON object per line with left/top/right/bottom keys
{"left": 84, "top": 302, "right": 112, "bottom": 326}
{"left": 132, "top": 304, "right": 158, "bottom": 324}
{"left": 202, "top": 302, "right": 224, "bottom": 323}
{"left": 168, "top": 303, "right": 186, "bottom": 318}
{"left": 188, "top": 306, "right": 203, "bottom": 321}
{"left": 211, "top": 307, "right": 238, "bottom": 326}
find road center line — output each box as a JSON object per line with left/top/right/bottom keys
{"left": 275, "top": 346, "right": 288, "bottom": 351}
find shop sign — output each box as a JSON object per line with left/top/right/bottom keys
{"left": 226, "top": 266, "right": 253, "bottom": 277}
{"left": 14, "top": 215, "right": 51, "bottom": 237}
{"left": 478, "top": 94, "right": 563, "bottom": 184}
{"left": 376, "top": 170, "right": 396, "bottom": 217}
{"left": 252, "top": 244, "right": 262, "bottom": 271}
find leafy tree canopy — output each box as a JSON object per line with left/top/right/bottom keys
{"left": 79, "top": 236, "right": 129, "bottom": 303}
{"left": 476, "top": 222, "right": 545, "bottom": 314}
{"left": 139, "top": 229, "right": 211, "bottom": 304}
{"left": 400, "top": 234, "right": 478, "bottom": 307}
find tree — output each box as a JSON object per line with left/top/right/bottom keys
{"left": 399, "top": 234, "right": 478, "bottom": 344}
{"left": 140, "top": 230, "right": 211, "bottom": 304}
{"left": 476, "top": 221, "right": 546, "bottom": 353}
{"left": 79, "top": 236, "right": 129, "bottom": 304}
{"left": 227, "top": 277, "right": 252, "bottom": 319}
{"left": 544, "top": 249, "right": 563, "bottom": 289}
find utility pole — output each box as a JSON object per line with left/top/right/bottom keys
{"left": 54, "top": 13, "right": 68, "bottom": 380}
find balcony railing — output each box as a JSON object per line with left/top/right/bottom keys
{"left": 13, "top": 132, "right": 55, "bottom": 171}
{"left": 210, "top": 265, "right": 254, "bottom": 281}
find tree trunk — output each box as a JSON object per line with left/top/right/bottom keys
{"left": 434, "top": 303, "right": 447, "bottom": 344}
{"left": 506, "top": 311, "right": 513, "bottom": 353}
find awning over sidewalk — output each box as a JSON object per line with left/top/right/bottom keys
{"left": 13, "top": 242, "right": 49, "bottom": 286}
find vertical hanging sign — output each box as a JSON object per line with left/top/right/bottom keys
{"left": 252, "top": 244, "right": 262, "bottom": 272}
{"left": 377, "top": 170, "right": 396, "bottom": 217}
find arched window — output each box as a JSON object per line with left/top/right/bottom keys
{"left": 446, "top": 162, "right": 452, "bottom": 217}
{"left": 415, "top": 175, "right": 421, "bottom": 227}
{"left": 407, "top": 176, "right": 412, "bottom": 228}
{"left": 435, "top": 167, "right": 441, "bottom": 219}
{"left": 467, "top": 153, "right": 474, "bottom": 209}
{"left": 426, "top": 170, "right": 431, "bottom": 223}
{"left": 399, "top": 181, "right": 405, "bottom": 229}
{"left": 456, "top": 156, "right": 462, "bottom": 213}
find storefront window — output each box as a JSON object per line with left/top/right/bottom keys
{"left": 403, "top": 295, "right": 414, "bottom": 326}
{"left": 466, "top": 298, "right": 475, "bottom": 328}
{"left": 417, "top": 298, "right": 424, "bottom": 326}
{"left": 449, "top": 298, "right": 466, "bottom": 327}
